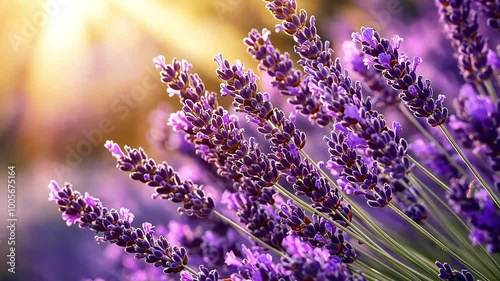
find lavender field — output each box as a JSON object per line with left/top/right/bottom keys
{"left": 1, "top": 0, "right": 499, "bottom": 280}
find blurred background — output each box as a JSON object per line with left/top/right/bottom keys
{"left": 0, "top": 0, "right": 497, "bottom": 280}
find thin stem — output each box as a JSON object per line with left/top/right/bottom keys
{"left": 479, "top": 80, "right": 498, "bottom": 104}
{"left": 398, "top": 103, "right": 469, "bottom": 177}
{"left": 389, "top": 204, "right": 490, "bottom": 281}
{"left": 298, "top": 150, "right": 436, "bottom": 279}
{"left": 183, "top": 266, "right": 199, "bottom": 278}
{"left": 355, "top": 247, "right": 413, "bottom": 281}
{"left": 354, "top": 259, "right": 400, "bottom": 281}
{"left": 273, "top": 182, "right": 428, "bottom": 280}
{"left": 410, "top": 175, "right": 500, "bottom": 278}
{"left": 439, "top": 125, "right": 500, "bottom": 208}
{"left": 212, "top": 210, "right": 288, "bottom": 258}
{"left": 408, "top": 155, "right": 450, "bottom": 192}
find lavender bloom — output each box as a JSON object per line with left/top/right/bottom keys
{"left": 214, "top": 55, "right": 355, "bottom": 224}
{"left": 244, "top": 28, "right": 330, "bottom": 126}
{"left": 473, "top": 0, "right": 500, "bottom": 29}
{"left": 279, "top": 200, "right": 357, "bottom": 263}
{"left": 342, "top": 41, "right": 400, "bottom": 107}
{"left": 261, "top": 3, "right": 414, "bottom": 206}
{"left": 436, "top": 0, "right": 493, "bottom": 82}
{"left": 469, "top": 190, "right": 500, "bottom": 252}
{"left": 352, "top": 27, "right": 449, "bottom": 127}
{"left": 449, "top": 84, "right": 500, "bottom": 166}
{"left": 223, "top": 191, "right": 288, "bottom": 250}
{"left": 280, "top": 236, "right": 365, "bottom": 281}
{"left": 436, "top": 261, "right": 474, "bottom": 281}
{"left": 225, "top": 244, "right": 286, "bottom": 281}
{"left": 201, "top": 229, "right": 241, "bottom": 267}
{"left": 488, "top": 48, "right": 500, "bottom": 69}
{"left": 104, "top": 141, "right": 215, "bottom": 218}
{"left": 48, "top": 181, "right": 189, "bottom": 275}
{"left": 325, "top": 126, "right": 392, "bottom": 208}
{"left": 180, "top": 266, "right": 220, "bottom": 281}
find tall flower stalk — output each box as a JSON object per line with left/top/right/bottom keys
{"left": 48, "top": 1, "right": 500, "bottom": 280}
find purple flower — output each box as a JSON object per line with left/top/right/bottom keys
{"left": 460, "top": 84, "right": 495, "bottom": 121}
{"left": 342, "top": 41, "right": 400, "bottom": 106}
{"left": 473, "top": 0, "right": 500, "bottom": 29}
{"left": 105, "top": 141, "right": 215, "bottom": 218}
{"left": 104, "top": 140, "right": 124, "bottom": 159}
{"left": 436, "top": 261, "right": 474, "bottom": 281}
{"left": 225, "top": 244, "right": 284, "bottom": 281}
{"left": 48, "top": 181, "right": 190, "bottom": 275}
{"left": 487, "top": 48, "right": 500, "bottom": 69}
{"left": 436, "top": 0, "right": 493, "bottom": 82}
{"left": 180, "top": 266, "right": 219, "bottom": 281}
{"left": 244, "top": 28, "right": 330, "bottom": 126}
{"left": 353, "top": 27, "right": 449, "bottom": 127}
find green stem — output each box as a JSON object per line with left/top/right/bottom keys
{"left": 298, "top": 150, "right": 436, "bottom": 279}
{"left": 439, "top": 125, "right": 500, "bottom": 208}
{"left": 355, "top": 247, "right": 413, "bottom": 281}
{"left": 354, "top": 259, "right": 400, "bottom": 281}
{"left": 183, "top": 266, "right": 199, "bottom": 278}
{"left": 408, "top": 155, "right": 450, "bottom": 192}
{"left": 389, "top": 204, "right": 490, "bottom": 281}
{"left": 213, "top": 210, "right": 288, "bottom": 258}
{"left": 273, "top": 182, "right": 428, "bottom": 280}
{"left": 410, "top": 175, "right": 500, "bottom": 278}
{"left": 478, "top": 80, "right": 498, "bottom": 104}
{"left": 398, "top": 104, "right": 469, "bottom": 177}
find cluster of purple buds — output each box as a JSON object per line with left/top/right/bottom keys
{"left": 48, "top": 181, "right": 189, "bottom": 274}
{"left": 223, "top": 191, "right": 289, "bottom": 250}
{"left": 353, "top": 27, "right": 449, "bottom": 127}
{"left": 214, "top": 54, "right": 354, "bottom": 224}
{"left": 105, "top": 141, "right": 215, "bottom": 218}
{"left": 244, "top": 28, "right": 331, "bottom": 126}
{"left": 261, "top": 0, "right": 425, "bottom": 222}
{"left": 279, "top": 200, "right": 357, "bottom": 263}
{"left": 436, "top": 0, "right": 493, "bottom": 83}
{"left": 474, "top": 0, "right": 500, "bottom": 29}
{"left": 436, "top": 261, "right": 474, "bottom": 281}
{"left": 342, "top": 41, "right": 401, "bottom": 107}
{"left": 449, "top": 84, "right": 500, "bottom": 169}
{"left": 325, "top": 126, "right": 392, "bottom": 208}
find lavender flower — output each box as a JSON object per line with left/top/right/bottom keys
{"left": 342, "top": 41, "right": 400, "bottom": 107}
{"left": 225, "top": 244, "right": 285, "bottom": 280}
{"left": 280, "top": 236, "right": 365, "bottom": 281}
{"left": 352, "top": 27, "right": 449, "bottom": 127}
{"left": 244, "top": 28, "right": 330, "bottom": 126}
{"left": 48, "top": 181, "right": 189, "bottom": 275}
{"left": 436, "top": 261, "right": 474, "bottom": 281}
{"left": 222, "top": 191, "right": 288, "bottom": 250}
{"left": 105, "top": 141, "right": 215, "bottom": 218}
{"left": 180, "top": 266, "right": 220, "bottom": 281}
{"left": 473, "top": 0, "right": 500, "bottom": 29}
{"left": 436, "top": 0, "right": 493, "bottom": 83}
{"left": 279, "top": 200, "right": 357, "bottom": 263}
{"left": 48, "top": 1, "right": 500, "bottom": 280}
{"left": 449, "top": 84, "right": 499, "bottom": 163}
{"left": 325, "top": 126, "right": 392, "bottom": 208}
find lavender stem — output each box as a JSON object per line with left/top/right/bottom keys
{"left": 439, "top": 125, "right": 500, "bottom": 208}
